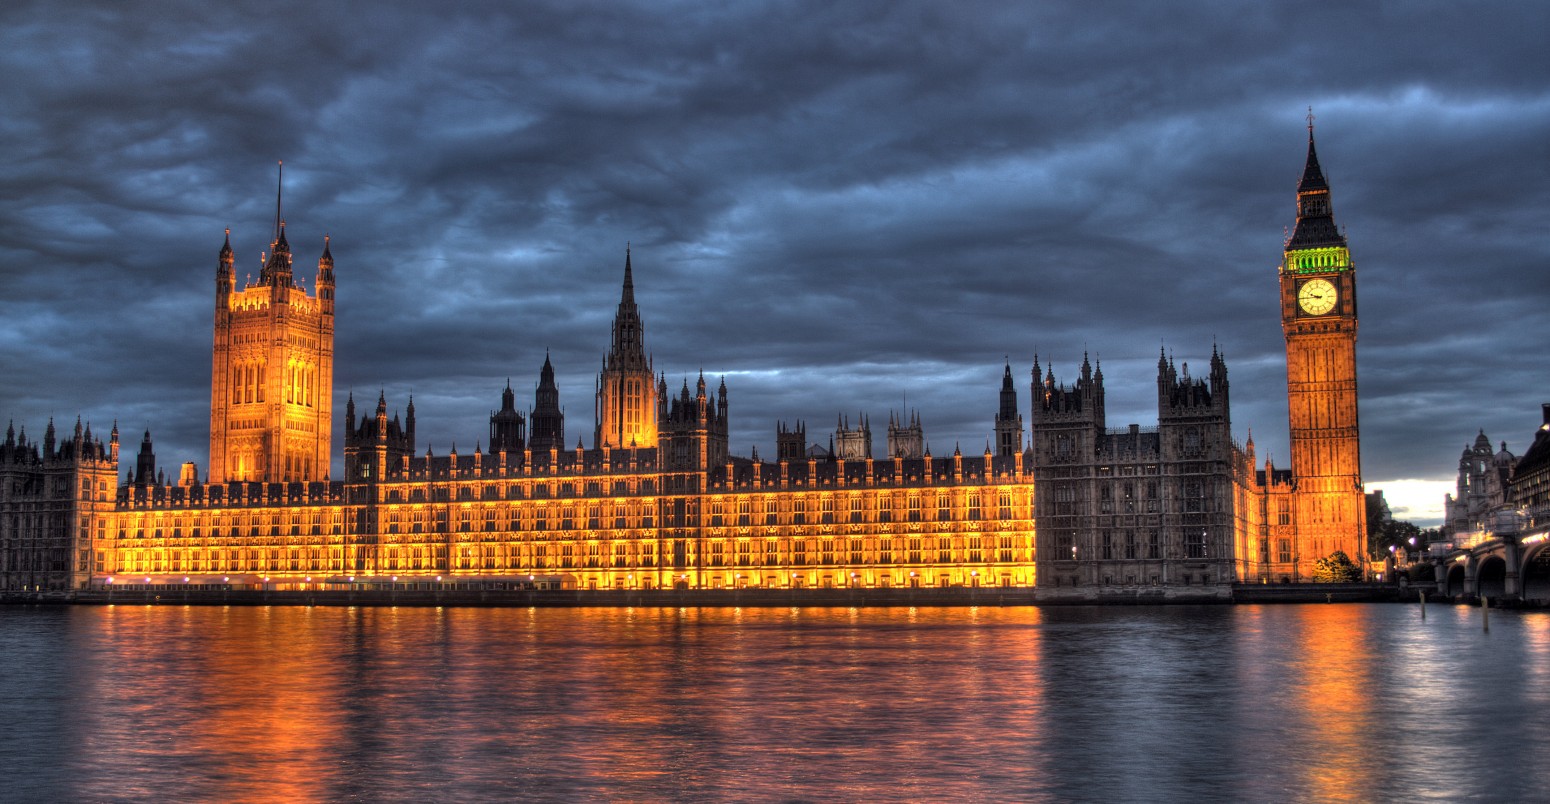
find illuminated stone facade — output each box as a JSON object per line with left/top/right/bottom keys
{"left": 209, "top": 199, "right": 335, "bottom": 485}
{"left": 90, "top": 244, "right": 1036, "bottom": 591}
{"left": 103, "top": 441, "right": 1034, "bottom": 591}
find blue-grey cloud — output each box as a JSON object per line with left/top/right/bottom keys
{"left": 2, "top": 0, "right": 1547, "bottom": 527}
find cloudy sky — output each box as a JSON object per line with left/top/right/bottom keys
{"left": 2, "top": 1, "right": 1546, "bottom": 525}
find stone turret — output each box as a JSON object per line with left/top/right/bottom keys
{"left": 887, "top": 410, "right": 924, "bottom": 460}
{"left": 995, "top": 361, "right": 1024, "bottom": 457}
{"left": 776, "top": 420, "right": 807, "bottom": 463}
{"left": 529, "top": 352, "right": 565, "bottom": 452}
{"left": 660, "top": 374, "right": 729, "bottom": 471}
{"left": 489, "top": 379, "right": 527, "bottom": 456}
{"left": 835, "top": 413, "right": 872, "bottom": 460}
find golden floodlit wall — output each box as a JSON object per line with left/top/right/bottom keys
{"left": 104, "top": 450, "right": 1035, "bottom": 589}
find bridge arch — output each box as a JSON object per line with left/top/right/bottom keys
{"left": 1446, "top": 563, "right": 1469, "bottom": 599}
{"left": 1522, "top": 543, "right": 1550, "bottom": 604}
{"left": 1476, "top": 555, "right": 1508, "bottom": 600}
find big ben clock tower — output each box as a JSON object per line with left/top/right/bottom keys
{"left": 1281, "top": 115, "right": 1366, "bottom": 576}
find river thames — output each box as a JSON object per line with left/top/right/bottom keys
{"left": 1, "top": 603, "right": 1545, "bottom": 801}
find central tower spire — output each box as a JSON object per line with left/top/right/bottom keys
{"left": 595, "top": 245, "right": 658, "bottom": 449}
{"left": 608, "top": 244, "right": 647, "bottom": 370}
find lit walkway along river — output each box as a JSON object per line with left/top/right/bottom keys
{"left": 2, "top": 604, "right": 1546, "bottom": 801}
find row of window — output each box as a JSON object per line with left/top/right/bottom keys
{"left": 117, "top": 490, "right": 1031, "bottom": 535}
{"left": 111, "top": 536, "right": 1032, "bottom": 575}
{"left": 1050, "top": 529, "right": 1213, "bottom": 560}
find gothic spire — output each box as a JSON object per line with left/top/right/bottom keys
{"left": 540, "top": 351, "right": 556, "bottom": 386}
{"left": 998, "top": 360, "right": 1018, "bottom": 420}
{"left": 622, "top": 242, "right": 634, "bottom": 304}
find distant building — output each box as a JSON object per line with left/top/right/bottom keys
{"left": 1444, "top": 430, "right": 1516, "bottom": 540}
{"left": 1511, "top": 405, "right": 1550, "bottom": 526}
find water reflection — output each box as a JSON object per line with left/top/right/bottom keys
{"left": 0, "top": 603, "right": 1545, "bottom": 801}
{"left": 1286, "top": 605, "right": 1377, "bottom": 802}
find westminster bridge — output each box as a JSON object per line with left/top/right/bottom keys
{"left": 1433, "top": 513, "right": 1550, "bottom": 604}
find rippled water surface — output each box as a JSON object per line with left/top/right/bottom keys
{"left": 2, "top": 603, "right": 1546, "bottom": 801}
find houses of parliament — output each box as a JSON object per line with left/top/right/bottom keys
{"left": 0, "top": 130, "right": 1367, "bottom": 597}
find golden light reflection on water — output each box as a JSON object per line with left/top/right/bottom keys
{"left": 185, "top": 606, "right": 345, "bottom": 801}
{"left": 10, "top": 603, "right": 1544, "bottom": 801}
{"left": 74, "top": 605, "right": 349, "bottom": 801}
{"left": 1286, "top": 605, "right": 1376, "bottom": 803}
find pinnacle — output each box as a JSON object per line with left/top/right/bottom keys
{"left": 621, "top": 244, "right": 635, "bottom": 299}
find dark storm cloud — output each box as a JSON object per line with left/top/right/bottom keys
{"left": 2, "top": 0, "right": 1547, "bottom": 523}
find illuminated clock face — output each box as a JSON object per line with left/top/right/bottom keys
{"left": 1298, "top": 278, "right": 1338, "bottom": 315}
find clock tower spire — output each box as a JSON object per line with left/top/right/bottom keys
{"left": 1279, "top": 116, "right": 1366, "bottom": 579}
